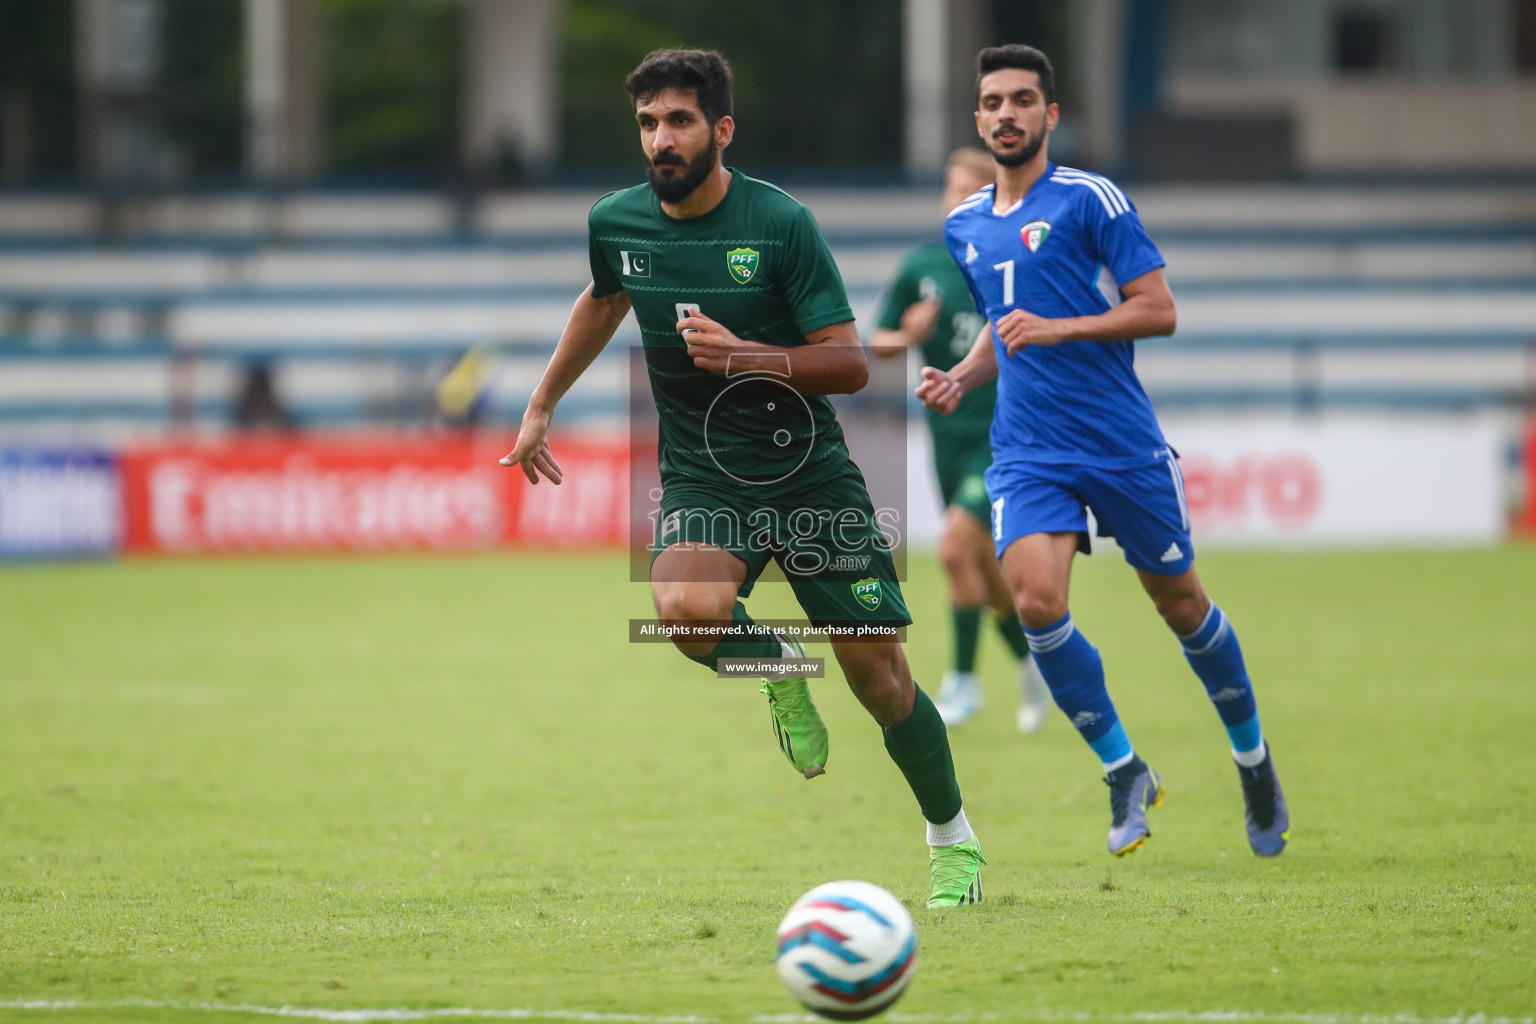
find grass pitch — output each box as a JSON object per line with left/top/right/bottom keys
{"left": 1, "top": 547, "right": 1533, "bottom": 1023}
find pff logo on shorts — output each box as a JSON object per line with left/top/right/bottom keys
{"left": 726, "top": 247, "right": 759, "bottom": 284}
{"left": 851, "top": 578, "right": 883, "bottom": 611}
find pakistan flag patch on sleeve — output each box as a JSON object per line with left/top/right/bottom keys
{"left": 851, "top": 579, "right": 883, "bottom": 611}
{"left": 726, "top": 247, "right": 759, "bottom": 284}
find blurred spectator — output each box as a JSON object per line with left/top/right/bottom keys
{"left": 434, "top": 345, "right": 492, "bottom": 429}
{"left": 233, "top": 361, "right": 293, "bottom": 432}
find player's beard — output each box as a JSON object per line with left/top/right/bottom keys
{"left": 988, "top": 126, "right": 1046, "bottom": 168}
{"left": 646, "top": 137, "right": 718, "bottom": 203}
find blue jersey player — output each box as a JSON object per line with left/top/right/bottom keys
{"left": 917, "top": 44, "right": 1289, "bottom": 858}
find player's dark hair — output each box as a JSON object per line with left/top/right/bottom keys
{"left": 624, "top": 49, "right": 734, "bottom": 126}
{"left": 975, "top": 44, "right": 1056, "bottom": 107}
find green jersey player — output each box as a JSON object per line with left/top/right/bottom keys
{"left": 871, "top": 147, "right": 1049, "bottom": 734}
{"left": 500, "top": 49, "right": 983, "bottom": 907}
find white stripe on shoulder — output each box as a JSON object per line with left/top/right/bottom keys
{"left": 1050, "top": 172, "right": 1124, "bottom": 218}
{"left": 1057, "top": 167, "right": 1130, "bottom": 210}
{"left": 1050, "top": 174, "right": 1120, "bottom": 218}
{"left": 945, "top": 196, "right": 990, "bottom": 220}
{"left": 1052, "top": 169, "right": 1130, "bottom": 214}
{"left": 1097, "top": 175, "right": 1131, "bottom": 211}
{"left": 1052, "top": 169, "right": 1128, "bottom": 213}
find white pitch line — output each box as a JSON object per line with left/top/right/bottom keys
{"left": 0, "top": 1002, "right": 711, "bottom": 1023}
{"left": 890, "top": 1016, "right": 1536, "bottom": 1024}
{"left": 0, "top": 1003, "right": 1530, "bottom": 1024}
{"left": 1121, "top": 1016, "right": 1536, "bottom": 1024}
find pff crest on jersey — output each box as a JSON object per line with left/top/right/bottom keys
{"left": 727, "top": 247, "right": 760, "bottom": 284}
{"left": 851, "top": 579, "right": 883, "bottom": 611}
{"left": 1021, "top": 220, "right": 1051, "bottom": 253}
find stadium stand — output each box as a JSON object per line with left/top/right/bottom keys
{"left": 1, "top": 182, "right": 1533, "bottom": 440}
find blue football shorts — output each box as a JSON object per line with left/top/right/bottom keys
{"left": 984, "top": 449, "right": 1195, "bottom": 576}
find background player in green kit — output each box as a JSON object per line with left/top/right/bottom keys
{"left": 499, "top": 49, "right": 984, "bottom": 907}
{"left": 872, "top": 147, "right": 1050, "bottom": 733}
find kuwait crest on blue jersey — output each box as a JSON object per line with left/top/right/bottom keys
{"left": 1021, "top": 220, "right": 1051, "bottom": 252}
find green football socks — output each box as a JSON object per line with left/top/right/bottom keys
{"left": 883, "top": 685, "right": 964, "bottom": 824}
{"left": 952, "top": 605, "right": 982, "bottom": 673}
{"left": 995, "top": 613, "right": 1031, "bottom": 660}
{"left": 679, "top": 600, "right": 783, "bottom": 672}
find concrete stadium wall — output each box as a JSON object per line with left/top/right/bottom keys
{"left": 1167, "top": 77, "right": 1536, "bottom": 172}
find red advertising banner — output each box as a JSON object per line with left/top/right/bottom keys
{"left": 1526, "top": 419, "right": 1536, "bottom": 534}
{"left": 121, "top": 434, "right": 629, "bottom": 553}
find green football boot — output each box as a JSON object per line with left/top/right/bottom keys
{"left": 760, "top": 634, "right": 828, "bottom": 779}
{"left": 927, "top": 837, "right": 985, "bottom": 908}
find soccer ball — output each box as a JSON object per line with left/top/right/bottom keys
{"left": 774, "top": 880, "right": 918, "bottom": 1020}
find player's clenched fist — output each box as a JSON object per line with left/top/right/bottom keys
{"left": 676, "top": 305, "right": 750, "bottom": 374}
{"left": 498, "top": 405, "right": 563, "bottom": 485}
{"left": 916, "top": 365, "right": 964, "bottom": 415}
{"left": 995, "top": 308, "right": 1065, "bottom": 355}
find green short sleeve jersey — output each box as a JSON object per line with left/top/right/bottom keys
{"left": 874, "top": 241, "right": 996, "bottom": 447}
{"left": 589, "top": 170, "right": 856, "bottom": 489}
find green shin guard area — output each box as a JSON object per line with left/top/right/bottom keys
{"left": 882, "top": 685, "right": 964, "bottom": 824}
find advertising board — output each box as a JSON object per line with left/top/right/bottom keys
{"left": 121, "top": 435, "right": 628, "bottom": 553}
{"left": 0, "top": 449, "right": 121, "bottom": 558}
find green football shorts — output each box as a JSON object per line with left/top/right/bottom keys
{"left": 934, "top": 435, "right": 994, "bottom": 527}
{"left": 651, "top": 463, "right": 911, "bottom": 630}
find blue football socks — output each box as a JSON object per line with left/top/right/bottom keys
{"left": 1025, "top": 613, "right": 1134, "bottom": 770}
{"left": 1178, "top": 604, "right": 1265, "bottom": 764}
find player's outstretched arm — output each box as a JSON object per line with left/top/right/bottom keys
{"left": 870, "top": 298, "right": 941, "bottom": 359}
{"left": 499, "top": 284, "right": 632, "bottom": 484}
{"left": 995, "top": 268, "right": 1176, "bottom": 356}
{"left": 916, "top": 318, "right": 997, "bottom": 415}
{"left": 677, "top": 308, "right": 869, "bottom": 394}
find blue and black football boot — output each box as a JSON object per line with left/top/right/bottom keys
{"left": 1105, "top": 755, "right": 1164, "bottom": 856}
{"left": 1236, "top": 744, "right": 1289, "bottom": 857}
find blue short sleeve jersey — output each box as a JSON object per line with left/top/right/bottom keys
{"left": 944, "top": 162, "right": 1170, "bottom": 469}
